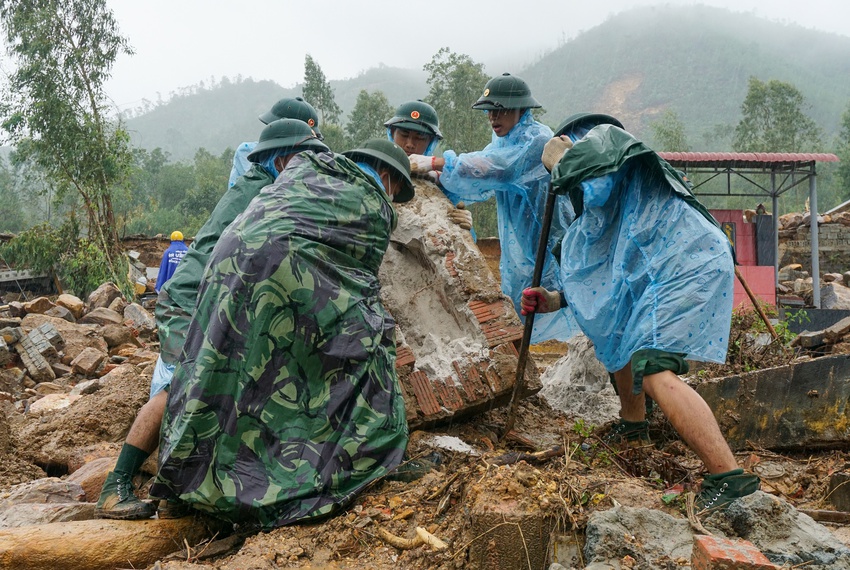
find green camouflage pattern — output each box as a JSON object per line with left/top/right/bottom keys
{"left": 150, "top": 151, "right": 408, "bottom": 529}
{"left": 156, "top": 164, "right": 276, "bottom": 365}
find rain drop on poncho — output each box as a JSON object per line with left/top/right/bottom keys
{"left": 439, "top": 110, "right": 578, "bottom": 343}
{"left": 551, "top": 124, "right": 734, "bottom": 373}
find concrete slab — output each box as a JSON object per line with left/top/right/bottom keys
{"left": 696, "top": 354, "right": 850, "bottom": 451}
{"left": 381, "top": 181, "right": 539, "bottom": 430}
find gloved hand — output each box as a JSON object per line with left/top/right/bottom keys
{"left": 448, "top": 201, "right": 473, "bottom": 230}
{"left": 426, "top": 171, "right": 441, "bottom": 185}
{"left": 408, "top": 154, "right": 435, "bottom": 175}
{"left": 542, "top": 136, "right": 573, "bottom": 172}
{"left": 520, "top": 287, "right": 562, "bottom": 315}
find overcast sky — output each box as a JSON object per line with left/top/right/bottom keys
{"left": 105, "top": 0, "right": 850, "bottom": 112}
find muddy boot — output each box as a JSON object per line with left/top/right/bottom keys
{"left": 385, "top": 451, "right": 443, "bottom": 482}
{"left": 603, "top": 419, "right": 650, "bottom": 445}
{"left": 696, "top": 468, "right": 760, "bottom": 513}
{"left": 157, "top": 499, "right": 192, "bottom": 519}
{"left": 94, "top": 471, "right": 155, "bottom": 520}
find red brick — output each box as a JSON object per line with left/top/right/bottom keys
{"left": 433, "top": 378, "right": 465, "bottom": 411}
{"left": 454, "top": 360, "right": 489, "bottom": 402}
{"left": 692, "top": 535, "right": 778, "bottom": 570}
{"left": 407, "top": 370, "right": 441, "bottom": 416}
{"left": 395, "top": 345, "right": 415, "bottom": 368}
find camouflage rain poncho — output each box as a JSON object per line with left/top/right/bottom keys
{"left": 150, "top": 151, "right": 409, "bottom": 529}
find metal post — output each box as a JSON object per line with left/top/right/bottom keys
{"left": 772, "top": 173, "right": 779, "bottom": 287}
{"left": 810, "top": 168, "right": 820, "bottom": 308}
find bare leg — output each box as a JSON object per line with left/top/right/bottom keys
{"left": 642, "top": 370, "right": 737, "bottom": 474}
{"left": 125, "top": 390, "right": 167, "bottom": 453}
{"left": 613, "top": 366, "right": 645, "bottom": 422}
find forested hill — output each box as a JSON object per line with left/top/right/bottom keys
{"left": 523, "top": 4, "right": 850, "bottom": 145}
{"left": 124, "top": 5, "right": 850, "bottom": 161}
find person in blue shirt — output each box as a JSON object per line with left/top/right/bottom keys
{"left": 154, "top": 231, "right": 188, "bottom": 292}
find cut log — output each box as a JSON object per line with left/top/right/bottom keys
{"left": 0, "top": 515, "right": 228, "bottom": 570}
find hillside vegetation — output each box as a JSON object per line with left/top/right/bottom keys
{"left": 125, "top": 5, "right": 850, "bottom": 160}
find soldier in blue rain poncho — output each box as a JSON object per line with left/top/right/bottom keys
{"left": 521, "top": 113, "right": 760, "bottom": 512}
{"left": 228, "top": 97, "right": 323, "bottom": 187}
{"left": 408, "top": 73, "right": 576, "bottom": 343}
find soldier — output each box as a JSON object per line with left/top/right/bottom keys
{"left": 384, "top": 100, "right": 473, "bottom": 231}
{"left": 94, "top": 119, "right": 329, "bottom": 520}
{"left": 385, "top": 99, "right": 442, "bottom": 156}
{"left": 407, "top": 73, "right": 576, "bottom": 343}
{"left": 522, "top": 113, "right": 760, "bottom": 512}
{"left": 148, "top": 140, "right": 412, "bottom": 528}
{"left": 228, "top": 96, "right": 322, "bottom": 187}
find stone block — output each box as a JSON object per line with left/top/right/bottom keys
{"left": 15, "top": 334, "right": 56, "bottom": 383}
{"left": 123, "top": 303, "right": 155, "bottom": 333}
{"left": 22, "top": 296, "right": 55, "bottom": 315}
{"left": 0, "top": 336, "right": 11, "bottom": 366}
{"left": 77, "top": 307, "right": 123, "bottom": 326}
{"left": 56, "top": 293, "right": 85, "bottom": 319}
{"left": 86, "top": 281, "right": 122, "bottom": 310}
{"left": 70, "top": 347, "right": 107, "bottom": 376}
{"left": 692, "top": 536, "right": 777, "bottom": 570}
{"left": 50, "top": 362, "right": 72, "bottom": 378}
{"left": 0, "top": 326, "right": 23, "bottom": 344}
{"left": 826, "top": 472, "right": 850, "bottom": 512}
{"left": 43, "top": 305, "right": 76, "bottom": 323}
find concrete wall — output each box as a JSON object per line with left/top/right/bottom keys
{"left": 780, "top": 223, "right": 850, "bottom": 275}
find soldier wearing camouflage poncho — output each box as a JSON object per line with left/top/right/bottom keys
{"left": 149, "top": 139, "right": 415, "bottom": 529}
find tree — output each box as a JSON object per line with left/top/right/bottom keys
{"left": 423, "top": 48, "right": 492, "bottom": 154}
{"left": 0, "top": 155, "right": 28, "bottom": 232}
{"left": 303, "top": 55, "right": 342, "bottom": 125}
{"left": 836, "top": 101, "right": 850, "bottom": 196}
{"left": 346, "top": 90, "right": 393, "bottom": 147}
{"left": 649, "top": 110, "right": 690, "bottom": 151}
{"left": 0, "top": 0, "right": 134, "bottom": 288}
{"left": 732, "top": 77, "right": 822, "bottom": 153}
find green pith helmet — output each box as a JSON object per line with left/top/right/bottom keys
{"left": 471, "top": 73, "right": 541, "bottom": 111}
{"left": 258, "top": 96, "right": 323, "bottom": 139}
{"left": 554, "top": 112, "right": 624, "bottom": 137}
{"left": 246, "top": 118, "right": 329, "bottom": 162}
{"left": 384, "top": 100, "right": 443, "bottom": 139}
{"left": 342, "top": 139, "right": 415, "bottom": 203}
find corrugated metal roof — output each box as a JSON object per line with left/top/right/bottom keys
{"left": 658, "top": 152, "right": 839, "bottom": 165}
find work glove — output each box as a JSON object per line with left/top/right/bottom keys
{"left": 408, "top": 154, "right": 436, "bottom": 175}
{"left": 520, "top": 287, "right": 562, "bottom": 315}
{"left": 542, "top": 136, "right": 573, "bottom": 172}
{"left": 448, "top": 201, "right": 473, "bottom": 230}
{"left": 426, "top": 171, "right": 441, "bottom": 185}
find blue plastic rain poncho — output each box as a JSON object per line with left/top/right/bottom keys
{"left": 552, "top": 124, "right": 733, "bottom": 372}
{"left": 439, "top": 110, "right": 577, "bottom": 343}
{"left": 228, "top": 142, "right": 256, "bottom": 187}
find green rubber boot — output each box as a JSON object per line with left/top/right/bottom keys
{"left": 94, "top": 471, "right": 155, "bottom": 520}
{"left": 696, "top": 468, "right": 760, "bottom": 513}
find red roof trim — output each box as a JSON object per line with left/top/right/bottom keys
{"left": 658, "top": 151, "right": 839, "bottom": 164}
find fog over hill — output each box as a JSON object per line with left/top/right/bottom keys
{"left": 125, "top": 5, "right": 850, "bottom": 161}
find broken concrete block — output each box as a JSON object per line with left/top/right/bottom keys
{"left": 101, "top": 324, "right": 140, "bottom": 349}
{"left": 469, "top": 480, "right": 556, "bottom": 570}
{"left": 77, "top": 307, "right": 123, "bottom": 326}
{"left": 70, "top": 347, "right": 107, "bottom": 376}
{"left": 379, "top": 181, "right": 539, "bottom": 430}
{"left": 696, "top": 354, "right": 850, "bottom": 451}
{"left": 86, "top": 281, "right": 123, "bottom": 310}
{"left": 28, "top": 393, "right": 80, "bottom": 414}
{"left": 7, "top": 301, "right": 25, "bottom": 318}
{"left": 692, "top": 536, "right": 777, "bottom": 570}
{"left": 0, "top": 326, "right": 23, "bottom": 344}
{"left": 0, "top": 317, "right": 21, "bottom": 328}
{"left": 15, "top": 334, "right": 56, "bottom": 383}
{"left": 123, "top": 303, "right": 155, "bottom": 334}
{"left": 36, "top": 322, "right": 65, "bottom": 353}
{"left": 55, "top": 294, "right": 84, "bottom": 319}
{"left": 827, "top": 472, "right": 850, "bottom": 512}
{"left": 43, "top": 305, "right": 75, "bottom": 323}
{"left": 22, "top": 296, "right": 55, "bottom": 315}
{"left": 50, "top": 362, "right": 72, "bottom": 378}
